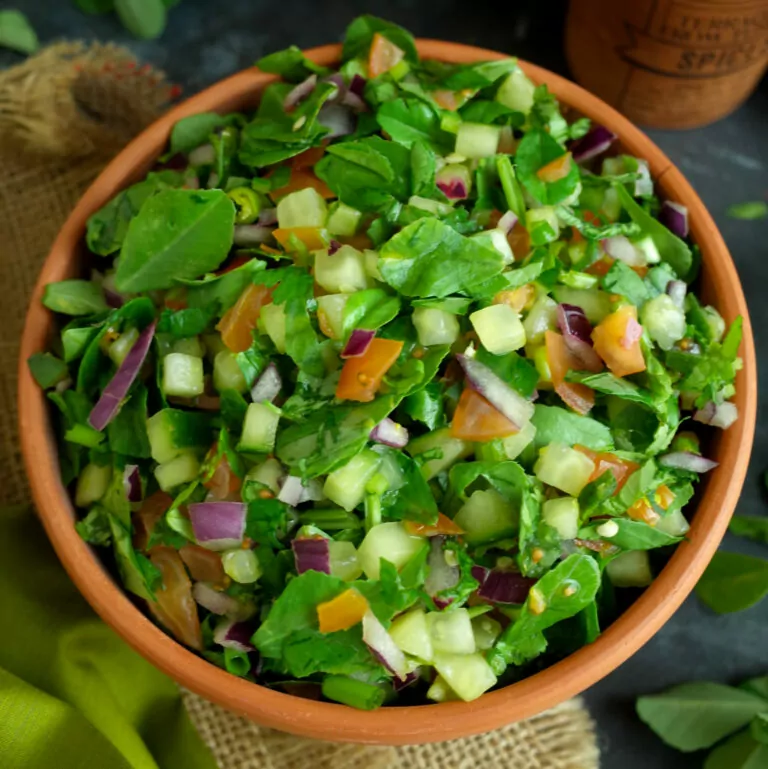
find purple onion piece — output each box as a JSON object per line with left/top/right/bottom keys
{"left": 362, "top": 610, "right": 408, "bottom": 680}
{"left": 570, "top": 125, "right": 618, "bottom": 163}
{"left": 188, "top": 502, "right": 247, "bottom": 551}
{"left": 123, "top": 464, "right": 142, "bottom": 503}
{"left": 349, "top": 74, "right": 367, "bottom": 96}
{"left": 257, "top": 207, "right": 278, "bottom": 226}
{"left": 278, "top": 475, "right": 305, "bottom": 506}
{"left": 291, "top": 537, "right": 331, "bottom": 575}
{"left": 322, "top": 72, "right": 346, "bottom": 93}
{"left": 602, "top": 235, "right": 645, "bottom": 267}
{"left": 659, "top": 200, "right": 689, "bottom": 239}
{"left": 328, "top": 239, "right": 342, "bottom": 255}
{"left": 341, "top": 328, "right": 375, "bottom": 358}
{"left": 250, "top": 362, "right": 282, "bottom": 403}
{"left": 436, "top": 178, "right": 468, "bottom": 200}
{"left": 477, "top": 570, "right": 536, "bottom": 604}
{"left": 193, "top": 582, "right": 241, "bottom": 615}
{"left": 424, "top": 536, "right": 459, "bottom": 607}
{"left": 88, "top": 320, "right": 156, "bottom": 432}
{"left": 659, "top": 452, "right": 719, "bottom": 473}
{"left": 471, "top": 564, "right": 490, "bottom": 585}
{"left": 214, "top": 618, "right": 255, "bottom": 652}
{"left": 283, "top": 74, "right": 317, "bottom": 111}
{"left": 233, "top": 224, "right": 274, "bottom": 247}
{"left": 104, "top": 287, "right": 125, "bottom": 309}
{"left": 694, "top": 401, "right": 738, "bottom": 430}
{"left": 666, "top": 280, "right": 687, "bottom": 308}
{"left": 317, "top": 104, "right": 356, "bottom": 138}
{"left": 497, "top": 210, "right": 519, "bottom": 234}
{"left": 370, "top": 418, "right": 409, "bottom": 448}
{"left": 393, "top": 669, "right": 420, "bottom": 692}
{"left": 556, "top": 303, "right": 603, "bottom": 372}
{"left": 341, "top": 90, "right": 368, "bottom": 112}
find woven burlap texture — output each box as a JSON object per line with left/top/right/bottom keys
{"left": 1, "top": 44, "right": 599, "bottom": 769}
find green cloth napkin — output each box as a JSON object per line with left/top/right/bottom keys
{"left": 0, "top": 504, "right": 218, "bottom": 769}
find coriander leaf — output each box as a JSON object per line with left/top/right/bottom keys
{"left": 402, "top": 382, "right": 445, "bottom": 430}
{"left": 555, "top": 206, "right": 642, "bottom": 240}
{"left": 460, "top": 100, "right": 523, "bottom": 126}
{"left": 447, "top": 460, "right": 532, "bottom": 508}
{"left": 377, "top": 447, "right": 438, "bottom": 524}
{"left": 342, "top": 289, "right": 401, "bottom": 338}
{"left": 378, "top": 218, "right": 504, "bottom": 298}
{"left": 115, "top": 189, "right": 236, "bottom": 292}
{"left": 412, "top": 297, "right": 473, "bottom": 314}
{"left": 517, "top": 477, "right": 560, "bottom": 578}
{"left": 0, "top": 10, "right": 39, "bottom": 54}
{"left": 704, "top": 729, "right": 768, "bottom": 769}
{"left": 42, "top": 280, "right": 108, "bottom": 316}
{"left": 695, "top": 551, "right": 768, "bottom": 615}
{"left": 109, "top": 516, "right": 161, "bottom": 601}
{"left": 256, "top": 45, "right": 331, "bottom": 82}
{"left": 568, "top": 370, "right": 657, "bottom": 410}
{"left": 475, "top": 347, "right": 539, "bottom": 399}
{"left": 157, "top": 307, "right": 212, "bottom": 338}
{"left": 107, "top": 384, "right": 151, "bottom": 458}
{"left": 531, "top": 405, "right": 614, "bottom": 451}
{"left": 729, "top": 516, "right": 768, "bottom": 544}
{"left": 579, "top": 519, "right": 681, "bottom": 550}
{"left": 28, "top": 352, "right": 69, "bottom": 389}
{"left": 342, "top": 15, "right": 418, "bottom": 64}
{"left": 515, "top": 128, "right": 580, "bottom": 205}
{"left": 636, "top": 681, "right": 766, "bottom": 751}
{"left": 727, "top": 201, "right": 768, "bottom": 221}
{"left": 528, "top": 85, "right": 569, "bottom": 144}
{"left": 184, "top": 258, "right": 266, "bottom": 315}
{"left": 170, "top": 113, "right": 228, "bottom": 155}
{"left": 410, "top": 141, "right": 444, "bottom": 199}
{"left": 375, "top": 98, "right": 453, "bottom": 153}
{"left": 75, "top": 507, "right": 113, "bottom": 546}
{"left": 602, "top": 260, "right": 649, "bottom": 306}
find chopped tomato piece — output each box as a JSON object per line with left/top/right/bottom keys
{"left": 655, "top": 484, "right": 676, "bottom": 510}
{"left": 585, "top": 256, "right": 615, "bottom": 277}
{"left": 507, "top": 221, "right": 531, "bottom": 260}
{"left": 632, "top": 265, "right": 649, "bottom": 278}
{"left": 338, "top": 232, "right": 374, "bottom": 251}
{"left": 336, "top": 338, "right": 403, "bottom": 402}
{"left": 203, "top": 453, "right": 242, "bottom": 500}
{"left": 270, "top": 167, "right": 335, "bottom": 201}
{"left": 317, "top": 588, "right": 368, "bottom": 633}
{"left": 450, "top": 387, "right": 519, "bottom": 441}
{"left": 273, "top": 226, "right": 330, "bottom": 252}
{"left": 574, "top": 445, "right": 639, "bottom": 491}
{"left": 574, "top": 537, "right": 620, "bottom": 555}
{"left": 368, "top": 32, "right": 405, "bottom": 78}
{"left": 133, "top": 491, "right": 173, "bottom": 551}
{"left": 216, "top": 253, "right": 251, "bottom": 276}
{"left": 291, "top": 145, "right": 326, "bottom": 169}
{"left": 179, "top": 544, "right": 226, "bottom": 584}
{"left": 592, "top": 305, "right": 646, "bottom": 378}
{"left": 216, "top": 283, "right": 272, "bottom": 353}
{"left": 431, "top": 89, "right": 474, "bottom": 111}
{"left": 544, "top": 331, "right": 595, "bottom": 415}
{"left": 146, "top": 547, "right": 203, "bottom": 650}
{"left": 494, "top": 284, "right": 535, "bottom": 312}
{"left": 627, "top": 497, "right": 661, "bottom": 526}
{"left": 164, "top": 289, "right": 188, "bottom": 311}
{"left": 536, "top": 152, "right": 573, "bottom": 183}
{"left": 405, "top": 512, "right": 464, "bottom": 537}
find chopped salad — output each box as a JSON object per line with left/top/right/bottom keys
{"left": 29, "top": 16, "right": 742, "bottom": 709}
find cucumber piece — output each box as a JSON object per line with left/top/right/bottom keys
{"left": 534, "top": 443, "right": 594, "bottom": 497}
{"left": 472, "top": 614, "right": 502, "bottom": 651}
{"left": 357, "top": 522, "right": 424, "bottom": 580}
{"left": 412, "top": 307, "right": 460, "bottom": 346}
{"left": 656, "top": 508, "right": 690, "bottom": 537}
{"left": 154, "top": 452, "right": 200, "bottom": 492}
{"left": 316, "top": 294, "right": 349, "bottom": 340}
{"left": 632, "top": 234, "right": 661, "bottom": 265}
{"left": 222, "top": 548, "right": 262, "bottom": 584}
{"left": 363, "top": 249, "right": 382, "bottom": 281}
{"left": 389, "top": 608, "right": 434, "bottom": 663}
{"left": 108, "top": 327, "right": 139, "bottom": 366}
{"left": 552, "top": 287, "right": 611, "bottom": 324}
{"left": 75, "top": 463, "right": 111, "bottom": 508}
{"left": 374, "top": 449, "right": 405, "bottom": 491}
{"left": 427, "top": 608, "right": 476, "bottom": 655}
{"left": 162, "top": 352, "right": 204, "bottom": 398}
{"left": 328, "top": 540, "right": 363, "bottom": 581}
{"left": 202, "top": 332, "right": 228, "bottom": 362}
{"left": 245, "top": 457, "right": 283, "bottom": 494}
{"left": 323, "top": 449, "right": 381, "bottom": 511}
{"left": 496, "top": 67, "right": 536, "bottom": 113}
{"left": 476, "top": 421, "right": 537, "bottom": 463}
{"left": 327, "top": 202, "right": 362, "bottom": 237}
{"left": 259, "top": 303, "right": 287, "bottom": 353}
{"left": 426, "top": 675, "right": 460, "bottom": 703}
{"left": 432, "top": 651, "right": 498, "bottom": 702}
{"left": 526, "top": 206, "right": 560, "bottom": 242}
{"left": 531, "top": 345, "right": 553, "bottom": 383}
{"left": 406, "top": 428, "right": 472, "bottom": 480}
{"left": 542, "top": 496, "right": 580, "bottom": 539}
{"left": 408, "top": 195, "right": 454, "bottom": 216}
{"left": 276, "top": 187, "right": 327, "bottom": 228}
{"left": 146, "top": 409, "right": 213, "bottom": 464}
{"left": 606, "top": 550, "right": 652, "bottom": 588}
{"left": 640, "top": 294, "right": 686, "bottom": 351}
{"left": 453, "top": 489, "right": 518, "bottom": 544}
{"left": 602, "top": 186, "right": 621, "bottom": 221}
{"left": 523, "top": 295, "right": 558, "bottom": 345}
{"left": 314, "top": 245, "right": 370, "bottom": 293}
{"left": 455, "top": 123, "right": 500, "bottom": 159}
{"left": 470, "top": 304, "right": 526, "bottom": 354}
{"left": 213, "top": 351, "right": 248, "bottom": 393}
{"left": 238, "top": 402, "right": 280, "bottom": 454}
{"left": 172, "top": 336, "right": 205, "bottom": 358}
{"left": 470, "top": 228, "right": 514, "bottom": 265}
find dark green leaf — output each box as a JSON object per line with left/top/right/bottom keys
{"left": 695, "top": 551, "right": 768, "bottom": 614}
{"left": 107, "top": 385, "right": 151, "bottom": 458}
{"left": 531, "top": 405, "right": 614, "bottom": 451}
{"left": 402, "top": 382, "right": 444, "bottom": 430}
{"left": 555, "top": 206, "right": 641, "bottom": 240}
{"left": 741, "top": 677, "right": 768, "bottom": 702}
{"left": 375, "top": 98, "right": 452, "bottom": 153}
{"left": 729, "top": 516, "right": 768, "bottom": 544}
{"left": 157, "top": 307, "right": 212, "bottom": 338}
{"left": 42, "top": 280, "right": 107, "bottom": 316}
{"left": 0, "top": 10, "right": 39, "bottom": 54}
{"left": 438, "top": 59, "right": 518, "bottom": 90}
{"left": 109, "top": 516, "right": 161, "bottom": 601}
{"left": 342, "top": 15, "right": 418, "bottom": 64}
{"left": 705, "top": 729, "right": 768, "bottom": 769}
{"left": 475, "top": 347, "right": 539, "bottom": 399}
{"left": 342, "top": 289, "right": 401, "bottom": 338}
{"left": 601, "top": 260, "right": 649, "bottom": 306}
{"left": 184, "top": 257, "right": 266, "bottom": 315}
{"left": 377, "top": 448, "right": 438, "bottom": 524}
{"left": 75, "top": 507, "right": 113, "bottom": 546}
{"left": 28, "top": 352, "right": 69, "bottom": 389}
{"left": 515, "top": 129, "right": 580, "bottom": 205}
{"left": 579, "top": 518, "right": 681, "bottom": 550}
{"left": 114, "top": 0, "right": 167, "bottom": 40}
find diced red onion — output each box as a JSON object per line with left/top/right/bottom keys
{"left": 456, "top": 353, "right": 535, "bottom": 428}
{"left": 557, "top": 303, "right": 603, "bottom": 373}
{"left": 123, "top": 464, "right": 142, "bottom": 502}
{"left": 104, "top": 287, "right": 125, "bottom": 309}
{"left": 213, "top": 618, "right": 255, "bottom": 652}
{"left": 477, "top": 569, "right": 536, "bottom": 604}
{"left": 471, "top": 564, "right": 490, "bottom": 584}
{"left": 88, "top": 320, "right": 156, "bottom": 431}
{"left": 497, "top": 210, "right": 519, "bottom": 234}
{"left": 694, "top": 401, "right": 738, "bottom": 430}
{"left": 341, "top": 328, "right": 375, "bottom": 358}
{"left": 393, "top": 669, "right": 420, "bottom": 691}
{"left": 291, "top": 537, "right": 331, "bottom": 575}
{"left": 349, "top": 74, "right": 367, "bottom": 96}
{"left": 188, "top": 143, "right": 215, "bottom": 165}
{"left": 666, "top": 280, "right": 687, "bottom": 308}
{"left": 659, "top": 452, "right": 719, "bottom": 473}
{"left": 233, "top": 224, "right": 274, "bottom": 247}
{"left": 659, "top": 201, "right": 689, "bottom": 239}
{"left": 571, "top": 125, "right": 618, "bottom": 163}
{"left": 370, "top": 418, "right": 409, "bottom": 448}
{"left": 318, "top": 104, "right": 357, "bottom": 138}
{"left": 362, "top": 609, "right": 408, "bottom": 680}
{"left": 250, "top": 362, "right": 282, "bottom": 403}
{"left": 328, "top": 239, "right": 342, "bottom": 255}
{"left": 341, "top": 90, "right": 368, "bottom": 112}
{"left": 436, "top": 177, "right": 468, "bottom": 200}
{"left": 424, "top": 536, "right": 459, "bottom": 608}
{"left": 635, "top": 160, "right": 653, "bottom": 197}
{"left": 283, "top": 74, "right": 317, "bottom": 111}
{"left": 620, "top": 316, "right": 643, "bottom": 349}
{"left": 322, "top": 72, "right": 346, "bottom": 93}
{"left": 257, "top": 207, "right": 278, "bottom": 226}
{"left": 602, "top": 235, "right": 646, "bottom": 267}
{"left": 278, "top": 475, "right": 305, "bottom": 506}
{"left": 188, "top": 502, "right": 246, "bottom": 551}
{"left": 193, "top": 582, "right": 241, "bottom": 615}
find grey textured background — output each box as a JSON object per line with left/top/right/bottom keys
{"left": 3, "top": 1, "right": 767, "bottom": 766}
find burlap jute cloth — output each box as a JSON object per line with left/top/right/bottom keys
{"left": 0, "top": 44, "right": 599, "bottom": 769}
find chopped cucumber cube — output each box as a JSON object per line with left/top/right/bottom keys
{"left": 526, "top": 206, "right": 560, "bottom": 242}
{"left": 408, "top": 195, "right": 454, "bottom": 216}
{"left": 432, "top": 651, "right": 498, "bottom": 702}
{"left": 357, "top": 522, "right": 424, "bottom": 580}
{"left": 213, "top": 350, "right": 248, "bottom": 393}
{"left": 314, "top": 245, "right": 370, "bottom": 293}
{"left": 323, "top": 449, "right": 381, "bottom": 511}
{"left": 602, "top": 186, "right": 621, "bottom": 221}
{"left": 534, "top": 443, "right": 595, "bottom": 497}
{"left": 552, "top": 287, "right": 611, "bottom": 324}
{"left": 155, "top": 452, "right": 200, "bottom": 492}
{"left": 455, "top": 123, "right": 500, "bottom": 159}
{"left": 453, "top": 489, "right": 518, "bottom": 544}
{"left": 172, "top": 336, "right": 205, "bottom": 358}
{"left": 523, "top": 295, "right": 558, "bottom": 345}
{"left": 472, "top": 614, "right": 502, "bottom": 651}
{"left": 316, "top": 293, "right": 349, "bottom": 340}
{"left": 245, "top": 457, "right": 283, "bottom": 494}
{"left": 238, "top": 402, "right": 280, "bottom": 454}
{"left": 470, "top": 228, "right": 514, "bottom": 264}
{"left": 146, "top": 409, "right": 212, "bottom": 464}
{"left": 496, "top": 67, "right": 536, "bottom": 113}
{"left": 328, "top": 540, "right": 363, "bottom": 581}
{"left": 427, "top": 608, "right": 476, "bottom": 655}
{"left": 222, "top": 548, "right": 262, "bottom": 584}
{"left": 656, "top": 508, "right": 690, "bottom": 537}
{"left": 606, "top": 550, "right": 652, "bottom": 588}
{"left": 542, "top": 496, "right": 580, "bottom": 539}
{"left": 259, "top": 302, "right": 287, "bottom": 353}
{"left": 477, "top": 420, "right": 537, "bottom": 462}
{"left": 412, "top": 307, "right": 460, "bottom": 346}
{"left": 108, "top": 327, "right": 139, "bottom": 366}
{"left": 641, "top": 294, "right": 686, "bottom": 351}
{"left": 426, "top": 675, "right": 459, "bottom": 703}
{"left": 202, "top": 333, "right": 228, "bottom": 362}
{"left": 75, "top": 463, "right": 111, "bottom": 508}
{"left": 406, "top": 428, "right": 472, "bottom": 480}
{"left": 327, "top": 202, "right": 362, "bottom": 237}
{"left": 162, "top": 352, "right": 204, "bottom": 398}
{"left": 632, "top": 234, "right": 661, "bottom": 264}
{"left": 470, "top": 304, "right": 526, "bottom": 354}
{"left": 276, "top": 187, "right": 328, "bottom": 228}
{"left": 389, "top": 608, "right": 434, "bottom": 662}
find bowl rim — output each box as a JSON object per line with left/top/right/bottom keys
{"left": 18, "top": 39, "right": 757, "bottom": 745}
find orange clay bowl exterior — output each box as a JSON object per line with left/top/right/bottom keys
{"left": 18, "top": 41, "right": 757, "bottom": 744}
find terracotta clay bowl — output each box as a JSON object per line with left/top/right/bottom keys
{"left": 18, "top": 40, "right": 757, "bottom": 745}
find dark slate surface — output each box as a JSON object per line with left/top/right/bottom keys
{"left": 5, "top": 2, "right": 767, "bottom": 766}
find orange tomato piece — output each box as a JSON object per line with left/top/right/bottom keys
{"left": 203, "top": 453, "right": 242, "bottom": 501}
{"left": 216, "top": 283, "right": 272, "bottom": 353}
{"left": 270, "top": 167, "right": 335, "bottom": 201}
{"left": 450, "top": 387, "right": 519, "bottom": 441}
{"left": 336, "top": 338, "right": 404, "bottom": 402}
{"left": 215, "top": 253, "right": 251, "bottom": 276}
{"left": 632, "top": 265, "right": 649, "bottom": 278}
{"left": 291, "top": 145, "right": 326, "bottom": 169}
{"left": 146, "top": 547, "right": 203, "bottom": 650}
{"left": 405, "top": 512, "right": 464, "bottom": 537}
{"left": 627, "top": 497, "right": 661, "bottom": 526}
{"left": 507, "top": 221, "right": 531, "bottom": 260}
{"left": 317, "top": 589, "right": 369, "bottom": 633}
{"left": 338, "top": 232, "right": 374, "bottom": 251}
{"left": 133, "top": 491, "right": 173, "bottom": 551}
{"left": 574, "top": 446, "right": 639, "bottom": 492}
{"left": 273, "top": 227, "right": 330, "bottom": 253}
{"left": 585, "top": 256, "right": 615, "bottom": 277}
{"left": 591, "top": 305, "right": 646, "bottom": 378}
{"left": 494, "top": 284, "right": 535, "bottom": 313}
{"left": 368, "top": 32, "right": 405, "bottom": 78}
{"left": 537, "top": 152, "right": 573, "bottom": 183}
{"left": 544, "top": 331, "right": 595, "bottom": 415}
{"left": 655, "top": 484, "right": 676, "bottom": 510}
{"left": 164, "top": 289, "right": 188, "bottom": 311}
{"left": 179, "top": 544, "right": 226, "bottom": 584}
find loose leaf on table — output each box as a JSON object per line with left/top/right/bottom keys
{"left": 43, "top": 280, "right": 108, "bottom": 316}
{"left": 514, "top": 128, "right": 580, "bottom": 205}
{"left": 115, "top": 189, "right": 236, "bottom": 292}
{"left": 730, "top": 515, "right": 768, "bottom": 544}
{"left": 114, "top": 0, "right": 167, "bottom": 41}
{"left": 704, "top": 729, "right": 768, "bottom": 769}
{"left": 530, "top": 405, "right": 614, "bottom": 451}
{"left": 0, "top": 10, "right": 39, "bottom": 54}
{"left": 636, "top": 681, "right": 767, "bottom": 751}
{"left": 256, "top": 45, "right": 331, "bottom": 81}
{"left": 727, "top": 201, "right": 768, "bottom": 221}
{"left": 375, "top": 98, "right": 453, "bottom": 153}
{"left": 695, "top": 551, "right": 768, "bottom": 614}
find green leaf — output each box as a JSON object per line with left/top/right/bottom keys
{"left": 342, "top": 289, "right": 401, "bottom": 338}
{"left": 514, "top": 129, "right": 580, "bottom": 205}
{"left": 402, "top": 382, "right": 444, "bottom": 430}
{"left": 555, "top": 206, "right": 641, "bottom": 240}
{"left": 496, "top": 155, "right": 527, "bottom": 223}
{"left": 342, "top": 15, "right": 418, "bottom": 64}
{"left": 410, "top": 141, "right": 443, "bottom": 199}
{"left": 437, "top": 59, "right": 518, "bottom": 90}
{"left": 74, "top": 0, "right": 116, "bottom": 13}
{"left": 169, "top": 113, "right": 228, "bottom": 155}
{"left": 183, "top": 257, "right": 266, "bottom": 315}
{"left": 108, "top": 516, "right": 161, "bottom": 601}
{"left": 156, "top": 307, "right": 212, "bottom": 338}
{"left": 42, "top": 280, "right": 108, "bottom": 316}
{"left": 615, "top": 184, "right": 693, "bottom": 279}
{"left": 727, "top": 201, "right": 768, "bottom": 221}
{"left": 375, "top": 98, "right": 452, "bottom": 153}
{"left": 378, "top": 218, "right": 504, "bottom": 298}
{"left": 28, "top": 352, "right": 69, "bottom": 389}
{"left": 579, "top": 518, "right": 681, "bottom": 550}
{"left": 705, "top": 729, "right": 768, "bottom": 769}
{"left": 636, "top": 681, "right": 766, "bottom": 751}
{"left": 0, "top": 10, "right": 39, "bottom": 54}
{"left": 751, "top": 713, "right": 768, "bottom": 745}
{"left": 601, "top": 260, "right": 649, "bottom": 306}
{"left": 114, "top": 0, "right": 167, "bottom": 40}
{"left": 730, "top": 516, "right": 768, "bottom": 544}
{"left": 741, "top": 678, "right": 768, "bottom": 702}
{"left": 107, "top": 385, "right": 151, "bottom": 458}
{"left": 75, "top": 507, "right": 113, "bottom": 545}
{"left": 377, "top": 448, "right": 438, "bottom": 524}
{"left": 530, "top": 405, "right": 614, "bottom": 451}
{"left": 256, "top": 45, "right": 331, "bottom": 82}
{"left": 695, "top": 551, "right": 768, "bottom": 615}
{"left": 475, "top": 347, "right": 539, "bottom": 399}
{"left": 115, "top": 189, "right": 235, "bottom": 292}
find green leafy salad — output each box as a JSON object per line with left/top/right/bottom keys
{"left": 29, "top": 16, "right": 742, "bottom": 710}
